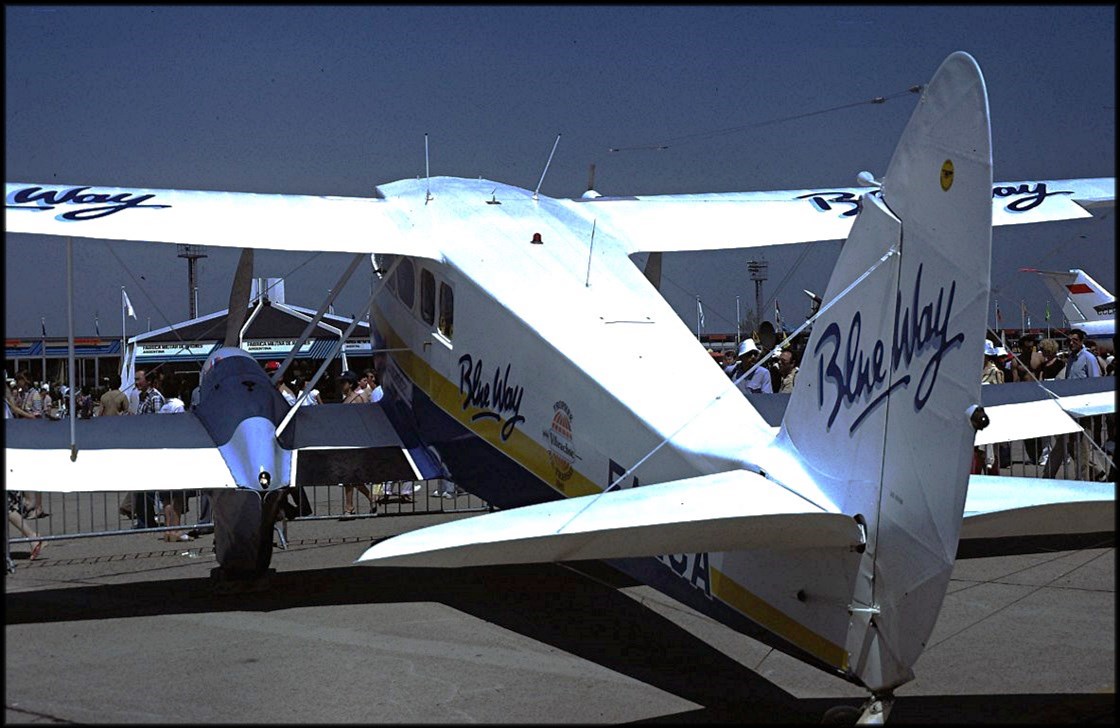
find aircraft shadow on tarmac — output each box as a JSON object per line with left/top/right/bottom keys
{"left": 5, "top": 557, "right": 1113, "bottom": 724}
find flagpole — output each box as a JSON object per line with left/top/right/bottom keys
{"left": 66, "top": 238, "right": 77, "bottom": 457}
{"left": 40, "top": 317, "right": 46, "bottom": 386}
{"left": 735, "top": 296, "right": 741, "bottom": 345}
{"left": 121, "top": 286, "right": 126, "bottom": 375}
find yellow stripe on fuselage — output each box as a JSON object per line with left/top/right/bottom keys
{"left": 374, "top": 311, "right": 601, "bottom": 497}
{"left": 710, "top": 566, "right": 849, "bottom": 672}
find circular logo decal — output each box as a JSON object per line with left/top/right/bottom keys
{"left": 940, "top": 160, "right": 954, "bottom": 191}
{"left": 546, "top": 401, "right": 577, "bottom": 482}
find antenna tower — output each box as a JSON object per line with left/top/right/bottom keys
{"left": 177, "top": 244, "right": 208, "bottom": 319}
{"left": 747, "top": 259, "right": 768, "bottom": 333}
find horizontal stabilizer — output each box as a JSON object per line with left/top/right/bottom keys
{"left": 963, "top": 475, "right": 1115, "bottom": 539}
{"left": 357, "top": 470, "right": 863, "bottom": 568}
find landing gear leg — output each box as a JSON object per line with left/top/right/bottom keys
{"left": 856, "top": 692, "right": 893, "bottom": 724}
{"left": 209, "top": 489, "right": 287, "bottom": 593}
{"left": 820, "top": 692, "right": 893, "bottom": 725}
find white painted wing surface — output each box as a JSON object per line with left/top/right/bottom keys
{"left": 559, "top": 177, "right": 1114, "bottom": 254}
{"left": 5, "top": 182, "right": 442, "bottom": 260}
{"left": 5, "top": 414, "right": 238, "bottom": 492}
{"left": 357, "top": 469, "right": 863, "bottom": 568}
{"left": 963, "top": 475, "right": 1115, "bottom": 539}
{"left": 6, "top": 446, "right": 237, "bottom": 493}
{"left": 973, "top": 384, "right": 1115, "bottom": 446}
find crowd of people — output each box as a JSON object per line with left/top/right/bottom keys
{"left": 707, "top": 327, "right": 1113, "bottom": 481}
{"left": 976, "top": 328, "right": 1113, "bottom": 479}
{"left": 713, "top": 338, "right": 799, "bottom": 395}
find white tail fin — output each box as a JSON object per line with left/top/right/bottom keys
{"left": 1024, "top": 267, "right": 1115, "bottom": 332}
{"left": 776, "top": 52, "right": 992, "bottom": 691}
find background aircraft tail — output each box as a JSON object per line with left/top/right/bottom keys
{"left": 1022, "top": 267, "right": 1115, "bottom": 328}
{"left": 774, "top": 51, "right": 992, "bottom": 691}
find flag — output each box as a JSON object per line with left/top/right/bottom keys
{"left": 696, "top": 296, "right": 705, "bottom": 328}
{"left": 1045, "top": 300, "right": 1051, "bottom": 321}
{"left": 995, "top": 300, "right": 1003, "bottom": 324}
{"left": 122, "top": 287, "right": 137, "bottom": 319}
{"left": 95, "top": 314, "right": 101, "bottom": 337}
{"left": 41, "top": 317, "right": 47, "bottom": 338}
{"left": 774, "top": 299, "right": 783, "bottom": 332}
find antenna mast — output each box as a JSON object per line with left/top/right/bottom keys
{"left": 177, "top": 244, "right": 208, "bottom": 319}
{"left": 424, "top": 133, "right": 433, "bottom": 204}
{"left": 533, "top": 133, "right": 561, "bottom": 201}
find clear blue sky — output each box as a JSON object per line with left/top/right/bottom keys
{"left": 5, "top": 6, "right": 1114, "bottom": 340}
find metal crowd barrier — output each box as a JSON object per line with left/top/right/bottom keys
{"left": 6, "top": 479, "right": 490, "bottom": 547}
{"left": 7, "top": 416, "right": 1114, "bottom": 553}
{"left": 978, "top": 415, "right": 1114, "bottom": 481}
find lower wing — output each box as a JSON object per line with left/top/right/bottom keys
{"left": 5, "top": 414, "right": 237, "bottom": 492}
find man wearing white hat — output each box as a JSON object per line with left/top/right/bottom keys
{"left": 731, "top": 338, "right": 772, "bottom": 395}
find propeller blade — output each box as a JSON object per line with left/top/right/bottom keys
{"left": 224, "top": 249, "right": 255, "bottom": 347}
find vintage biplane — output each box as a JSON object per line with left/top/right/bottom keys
{"left": 5, "top": 52, "right": 1115, "bottom": 721}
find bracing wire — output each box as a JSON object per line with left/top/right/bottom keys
{"left": 105, "top": 243, "right": 330, "bottom": 377}
{"left": 553, "top": 245, "right": 900, "bottom": 535}
{"left": 608, "top": 86, "right": 923, "bottom": 153}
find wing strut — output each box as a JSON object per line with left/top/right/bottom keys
{"left": 270, "top": 252, "right": 366, "bottom": 385}
{"left": 274, "top": 255, "right": 404, "bottom": 439}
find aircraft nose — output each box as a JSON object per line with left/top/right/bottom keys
{"left": 216, "top": 416, "right": 292, "bottom": 489}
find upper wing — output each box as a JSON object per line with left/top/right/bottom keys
{"left": 5, "top": 182, "right": 442, "bottom": 260}
{"left": 558, "top": 177, "right": 1115, "bottom": 254}
{"left": 357, "top": 469, "right": 863, "bottom": 568}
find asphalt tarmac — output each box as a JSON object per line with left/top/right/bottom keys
{"left": 5, "top": 511, "right": 1114, "bottom": 723}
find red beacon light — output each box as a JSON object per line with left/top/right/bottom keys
{"left": 530, "top": 232, "right": 543, "bottom": 245}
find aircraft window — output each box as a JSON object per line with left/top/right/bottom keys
{"left": 395, "top": 257, "right": 415, "bottom": 309}
{"left": 439, "top": 283, "right": 454, "bottom": 339}
{"left": 420, "top": 269, "right": 435, "bottom": 325}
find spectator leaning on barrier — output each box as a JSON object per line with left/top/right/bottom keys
{"left": 340, "top": 370, "right": 377, "bottom": 517}
{"left": 1064, "top": 329, "right": 1103, "bottom": 481}
{"left": 128, "top": 368, "right": 165, "bottom": 528}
